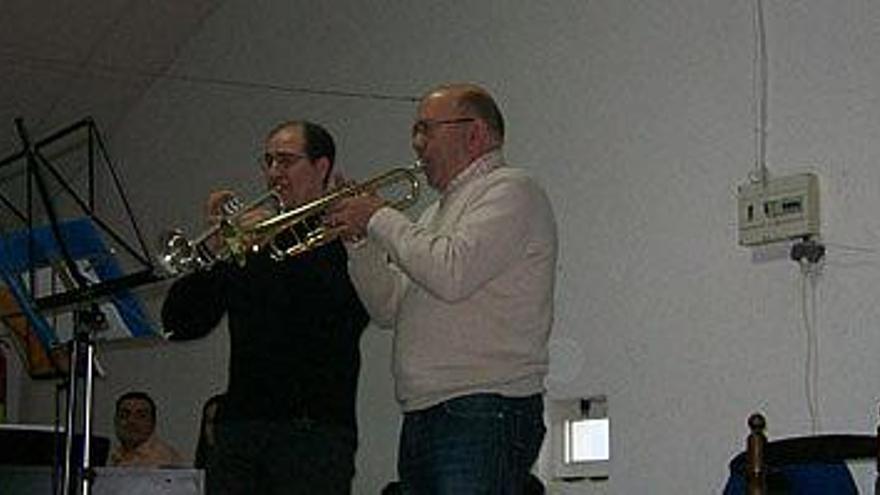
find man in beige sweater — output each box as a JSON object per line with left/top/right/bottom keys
{"left": 328, "top": 82, "right": 557, "bottom": 494}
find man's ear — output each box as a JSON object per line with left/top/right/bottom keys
{"left": 466, "top": 119, "right": 491, "bottom": 156}
{"left": 314, "top": 156, "right": 332, "bottom": 183}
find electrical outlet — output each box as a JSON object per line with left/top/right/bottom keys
{"left": 737, "top": 173, "right": 819, "bottom": 246}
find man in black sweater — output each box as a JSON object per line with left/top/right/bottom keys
{"left": 161, "top": 121, "right": 369, "bottom": 495}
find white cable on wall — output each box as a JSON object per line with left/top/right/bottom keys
{"left": 752, "top": 0, "right": 826, "bottom": 434}
{"left": 799, "top": 259, "right": 822, "bottom": 433}
{"left": 751, "top": 0, "right": 770, "bottom": 186}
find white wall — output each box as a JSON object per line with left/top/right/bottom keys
{"left": 17, "top": 1, "right": 880, "bottom": 493}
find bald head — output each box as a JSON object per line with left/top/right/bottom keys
{"left": 422, "top": 83, "right": 505, "bottom": 147}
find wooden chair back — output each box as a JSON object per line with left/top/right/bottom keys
{"left": 737, "top": 411, "right": 880, "bottom": 494}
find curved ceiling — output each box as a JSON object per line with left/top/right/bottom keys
{"left": 0, "top": 0, "right": 224, "bottom": 157}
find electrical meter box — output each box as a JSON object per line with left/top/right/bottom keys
{"left": 737, "top": 173, "right": 819, "bottom": 246}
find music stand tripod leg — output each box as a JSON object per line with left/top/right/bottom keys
{"left": 61, "top": 306, "right": 104, "bottom": 495}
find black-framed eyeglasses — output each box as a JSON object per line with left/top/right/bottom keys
{"left": 411, "top": 117, "right": 476, "bottom": 137}
{"left": 260, "top": 151, "right": 308, "bottom": 171}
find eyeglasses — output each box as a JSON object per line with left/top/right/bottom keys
{"left": 260, "top": 151, "right": 308, "bottom": 171}
{"left": 411, "top": 117, "right": 475, "bottom": 137}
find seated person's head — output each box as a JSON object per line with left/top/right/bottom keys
{"left": 201, "top": 394, "right": 223, "bottom": 447}
{"left": 195, "top": 393, "right": 225, "bottom": 469}
{"left": 115, "top": 391, "right": 156, "bottom": 450}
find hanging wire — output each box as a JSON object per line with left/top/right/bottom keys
{"left": 2, "top": 51, "right": 419, "bottom": 104}
{"left": 751, "top": 0, "right": 770, "bottom": 186}
{"left": 823, "top": 242, "right": 879, "bottom": 256}
{"left": 799, "top": 259, "right": 822, "bottom": 433}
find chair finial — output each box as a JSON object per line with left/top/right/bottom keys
{"left": 749, "top": 413, "right": 766, "bottom": 433}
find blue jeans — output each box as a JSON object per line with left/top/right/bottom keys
{"left": 208, "top": 418, "right": 356, "bottom": 495}
{"left": 398, "top": 393, "right": 545, "bottom": 495}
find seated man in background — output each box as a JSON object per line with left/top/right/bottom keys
{"left": 108, "top": 391, "right": 184, "bottom": 467}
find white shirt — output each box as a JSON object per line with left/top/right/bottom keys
{"left": 348, "top": 150, "right": 558, "bottom": 411}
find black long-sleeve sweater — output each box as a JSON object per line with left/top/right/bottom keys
{"left": 161, "top": 239, "right": 369, "bottom": 434}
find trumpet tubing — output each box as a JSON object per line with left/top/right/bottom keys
{"left": 249, "top": 164, "right": 421, "bottom": 259}
{"left": 158, "top": 163, "right": 422, "bottom": 275}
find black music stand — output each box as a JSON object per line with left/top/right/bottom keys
{"left": 0, "top": 118, "right": 162, "bottom": 495}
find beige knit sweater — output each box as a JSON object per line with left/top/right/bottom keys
{"left": 348, "top": 151, "right": 558, "bottom": 411}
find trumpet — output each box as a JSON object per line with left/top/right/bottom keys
{"left": 158, "top": 162, "right": 422, "bottom": 276}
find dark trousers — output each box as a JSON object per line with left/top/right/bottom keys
{"left": 207, "top": 418, "right": 356, "bottom": 495}
{"left": 398, "top": 393, "right": 545, "bottom": 495}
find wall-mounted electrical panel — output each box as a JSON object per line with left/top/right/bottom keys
{"left": 737, "top": 173, "right": 819, "bottom": 246}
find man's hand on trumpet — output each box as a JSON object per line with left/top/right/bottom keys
{"left": 324, "top": 186, "right": 386, "bottom": 244}
{"left": 204, "top": 189, "right": 275, "bottom": 255}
